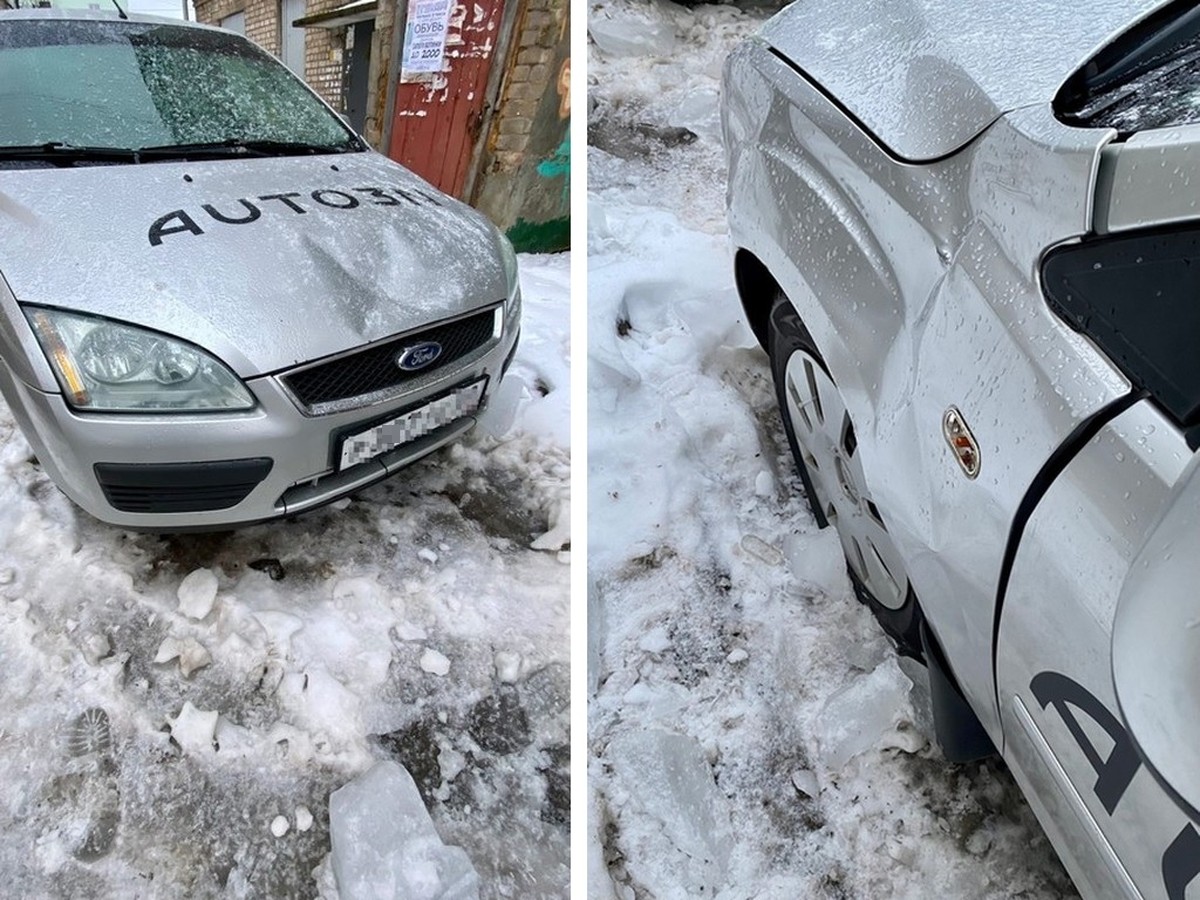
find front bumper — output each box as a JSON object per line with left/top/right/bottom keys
{"left": 0, "top": 309, "right": 520, "bottom": 530}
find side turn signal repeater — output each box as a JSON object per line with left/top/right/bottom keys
{"left": 943, "top": 406, "right": 980, "bottom": 479}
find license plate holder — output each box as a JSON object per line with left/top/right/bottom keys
{"left": 337, "top": 379, "right": 486, "bottom": 471}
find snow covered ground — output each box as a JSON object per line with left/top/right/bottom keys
{"left": 586, "top": 4, "right": 1079, "bottom": 898}
{"left": 0, "top": 253, "right": 569, "bottom": 897}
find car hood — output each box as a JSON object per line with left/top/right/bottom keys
{"left": 0, "top": 151, "right": 507, "bottom": 378}
{"left": 760, "top": 0, "right": 1170, "bottom": 161}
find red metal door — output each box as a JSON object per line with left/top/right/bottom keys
{"left": 387, "top": 0, "right": 505, "bottom": 199}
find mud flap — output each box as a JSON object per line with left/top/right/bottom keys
{"left": 921, "top": 621, "right": 995, "bottom": 763}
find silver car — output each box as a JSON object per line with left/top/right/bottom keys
{"left": 0, "top": 9, "right": 520, "bottom": 529}
{"left": 723, "top": 2, "right": 1200, "bottom": 897}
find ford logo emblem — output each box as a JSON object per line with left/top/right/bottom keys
{"left": 396, "top": 341, "right": 443, "bottom": 372}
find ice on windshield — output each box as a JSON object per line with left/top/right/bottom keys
{"left": 1060, "top": 37, "right": 1200, "bottom": 134}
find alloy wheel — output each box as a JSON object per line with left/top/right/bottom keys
{"left": 782, "top": 349, "right": 910, "bottom": 611}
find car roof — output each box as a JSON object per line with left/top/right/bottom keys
{"left": 760, "top": 0, "right": 1172, "bottom": 161}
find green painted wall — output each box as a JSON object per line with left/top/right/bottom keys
{"left": 471, "top": 0, "right": 570, "bottom": 254}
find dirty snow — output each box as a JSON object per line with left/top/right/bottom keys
{"left": 587, "top": 3, "right": 1077, "bottom": 898}
{"left": 0, "top": 253, "right": 569, "bottom": 897}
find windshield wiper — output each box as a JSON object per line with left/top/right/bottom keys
{"left": 0, "top": 139, "right": 362, "bottom": 166}
{"left": 136, "top": 138, "right": 362, "bottom": 161}
{"left": 0, "top": 142, "right": 141, "bottom": 165}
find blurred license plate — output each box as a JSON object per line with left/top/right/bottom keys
{"left": 338, "top": 380, "right": 485, "bottom": 470}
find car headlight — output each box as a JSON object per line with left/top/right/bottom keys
{"left": 25, "top": 307, "right": 255, "bottom": 412}
{"left": 496, "top": 231, "right": 521, "bottom": 334}
{"left": 498, "top": 231, "right": 519, "bottom": 302}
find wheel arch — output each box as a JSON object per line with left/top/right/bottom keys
{"left": 734, "top": 248, "right": 779, "bottom": 351}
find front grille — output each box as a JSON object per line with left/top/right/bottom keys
{"left": 283, "top": 307, "right": 498, "bottom": 411}
{"left": 95, "top": 459, "right": 273, "bottom": 514}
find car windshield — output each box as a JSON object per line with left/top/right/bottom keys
{"left": 1063, "top": 43, "right": 1200, "bottom": 133}
{"left": 1056, "top": 4, "right": 1200, "bottom": 135}
{"left": 0, "top": 18, "right": 357, "bottom": 154}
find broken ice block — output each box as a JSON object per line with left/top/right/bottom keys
{"left": 607, "top": 728, "right": 732, "bottom": 895}
{"left": 816, "top": 656, "right": 917, "bottom": 771}
{"left": 330, "top": 760, "right": 479, "bottom": 900}
{"left": 588, "top": 1, "right": 678, "bottom": 58}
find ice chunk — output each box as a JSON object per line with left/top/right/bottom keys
{"left": 783, "top": 528, "right": 851, "bottom": 595}
{"left": 295, "top": 806, "right": 313, "bottom": 832}
{"left": 177, "top": 568, "right": 218, "bottom": 619}
{"left": 213, "top": 717, "right": 257, "bottom": 759}
{"left": 531, "top": 498, "right": 570, "bottom": 552}
{"left": 253, "top": 610, "right": 304, "bottom": 652}
{"left": 330, "top": 761, "right": 479, "bottom": 900}
{"left": 740, "top": 534, "right": 783, "bottom": 566}
{"left": 638, "top": 626, "right": 671, "bottom": 654}
{"left": 588, "top": 574, "right": 605, "bottom": 696}
{"left": 815, "top": 656, "right": 916, "bottom": 771}
{"left": 670, "top": 85, "right": 722, "bottom": 143}
{"left": 589, "top": 1, "right": 678, "bottom": 58}
{"left": 790, "top": 769, "right": 818, "bottom": 799}
{"left": 753, "top": 470, "right": 773, "bottom": 497}
{"left": 438, "top": 744, "right": 466, "bottom": 783}
{"left": 154, "top": 636, "right": 211, "bottom": 677}
{"left": 167, "top": 702, "right": 218, "bottom": 756}
{"left": 79, "top": 632, "right": 110, "bottom": 666}
{"left": 392, "top": 621, "right": 428, "bottom": 642}
{"left": 494, "top": 650, "right": 521, "bottom": 683}
{"left": 475, "top": 370, "right": 521, "bottom": 438}
{"left": 420, "top": 648, "right": 451, "bottom": 676}
{"left": 607, "top": 728, "right": 732, "bottom": 894}
{"left": 271, "top": 815, "right": 289, "bottom": 837}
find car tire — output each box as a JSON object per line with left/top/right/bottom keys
{"left": 768, "top": 292, "right": 924, "bottom": 659}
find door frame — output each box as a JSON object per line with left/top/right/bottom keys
{"left": 379, "top": 0, "right": 523, "bottom": 199}
{"left": 461, "top": 0, "right": 523, "bottom": 202}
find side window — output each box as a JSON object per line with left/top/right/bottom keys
{"left": 1042, "top": 227, "right": 1200, "bottom": 430}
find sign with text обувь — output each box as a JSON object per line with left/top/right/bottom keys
{"left": 401, "top": 0, "right": 452, "bottom": 79}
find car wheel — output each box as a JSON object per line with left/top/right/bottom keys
{"left": 768, "top": 293, "right": 924, "bottom": 658}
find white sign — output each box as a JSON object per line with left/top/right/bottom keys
{"left": 402, "top": 0, "right": 452, "bottom": 76}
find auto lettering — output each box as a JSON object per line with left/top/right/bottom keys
{"left": 148, "top": 185, "right": 444, "bottom": 246}
{"left": 1033, "top": 671, "right": 1200, "bottom": 899}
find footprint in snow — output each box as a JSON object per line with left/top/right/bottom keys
{"left": 59, "top": 707, "right": 121, "bottom": 861}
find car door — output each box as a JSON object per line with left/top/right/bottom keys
{"left": 996, "top": 125, "right": 1200, "bottom": 900}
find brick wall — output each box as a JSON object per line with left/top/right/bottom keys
{"left": 193, "top": 0, "right": 280, "bottom": 55}
{"left": 300, "top": 0, "right": 347, "bottom": 108}
{"left": 487, "top": 0, "right": 567, "bottom": 173}
{"left": 469, "top": 0, "right": 569, "bottom": 250}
